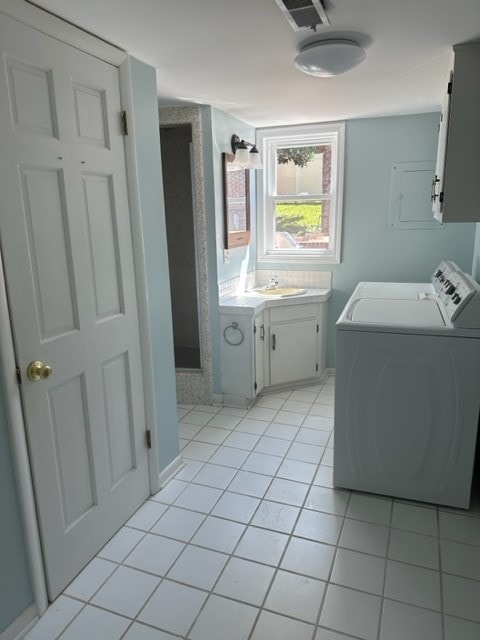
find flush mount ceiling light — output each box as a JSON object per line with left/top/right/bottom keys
{"left": 231, "top": 134, "right": 263, "bottom": 170}
{"left": 294, "top": 39, "right": 366, "bottom": 77}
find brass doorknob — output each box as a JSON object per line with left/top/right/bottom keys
{"left": 27, "top": 361, "right": 53, "bottom": 381}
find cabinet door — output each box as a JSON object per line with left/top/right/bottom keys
{"left": 432, "top": 72, "right": 452, "bottom": 221}
{"left": 433, "top": 42, "right": 480, "bottom": 222}
{"left": 270, "top": 319, "right": 317, "bottom": 386}
{"left": 254, "top": 313, "right": 265, "bottom": 395}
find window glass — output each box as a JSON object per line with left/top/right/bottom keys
{"left": 274, "top": 200, "right": 327, "bottom": 250}
{"left": 257, "top": 123, "right": 344, "bottom": 263}
{"left": 276, "top": 145, "right": 331, "bottom": 195}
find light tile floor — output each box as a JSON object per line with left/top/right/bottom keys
{"left": 26, "top": 376, "right": 480, "bottom": 640}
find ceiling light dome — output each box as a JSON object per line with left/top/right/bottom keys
{"left": 294, "top": 39, "right": 366, "bottom": 77}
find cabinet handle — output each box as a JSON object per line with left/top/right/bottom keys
{"left": 431, "top": 175, "right": 440, "bottom": 202}
{"left": 260, "top": 325, "right": 265, "bottom": 340}
{"left": 272, "top": 334, "right": 276, "bottom": 350}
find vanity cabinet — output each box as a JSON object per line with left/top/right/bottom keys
{"left": 432, "top": 41, "right": 480, "bottom": 223}
{"left": 220, "top": 297, "right": 328, "bottom": 407}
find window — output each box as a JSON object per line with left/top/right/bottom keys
{"left": 257, "top": 122, "right": 345, "bottom": 263}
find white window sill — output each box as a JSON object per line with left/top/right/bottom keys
{"left": 257, "top": 252, "right": 340, "bottom": 265}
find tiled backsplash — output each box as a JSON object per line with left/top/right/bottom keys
{"left": 218, "top": 270, "right": 332, "bottom": 298}
{"left": 218, "top": 272, "right": 255, "bottom": 298}
{"left": 256, "top": 270, "right": 332, "bottom": 289}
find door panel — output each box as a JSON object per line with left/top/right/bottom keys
{"left": 82, "top": 172, "right": 123, "bottom": 320}
{"left": 49, "top": 375, "right": 96, "bottom": 528}
{"left": 0, "top": 14, "right": 149, "bottom": 599}
{"left": 6, "top": 57, "right": 58, "bottom": 138}
{"left": 72, "top": 83, "right": 109, "bottom": 148}
{"left": 102, "top": 352, "right": 136, "bottom": 486}
{"left": 20, "top": 165, "right": 79, "bottom": 339}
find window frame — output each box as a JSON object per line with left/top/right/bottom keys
{"left": 256, "top": 122, "right": 345, "bottom": 264}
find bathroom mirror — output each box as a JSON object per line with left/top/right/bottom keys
{"left": 223, "top": 152, "right": 251, "bottom": 248}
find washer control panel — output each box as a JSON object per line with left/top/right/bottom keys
{"left": 431, "top": 260, "right": 459, "bottom": 293}
{"left": 432, "top": 262, "right": 480, "bottom": 328}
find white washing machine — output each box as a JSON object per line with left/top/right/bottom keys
{"left": 334, "top": 261, "right": 480, "bottom": 508}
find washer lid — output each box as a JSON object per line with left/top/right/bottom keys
{"left": 353, "top": 282, "right": 434, "bottom": 299}
{"left": 349, "top": 298, "right": 446, "bottom": 326}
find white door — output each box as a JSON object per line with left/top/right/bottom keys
{"left": 0, "top": 14, "right": 150, "bottom": 599}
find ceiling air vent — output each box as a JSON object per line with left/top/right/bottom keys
{"left": 274, "top": 0, "right": 331, "bottom": 32}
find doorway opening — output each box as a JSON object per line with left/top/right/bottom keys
{"left": 160, "top": 124, "right": 201, "bottom": 369}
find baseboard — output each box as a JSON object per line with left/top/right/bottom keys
{"left": 217, "top": 373, "right": 335, "bottom": 407}
{"left": 212, "top": 394, "right": 223, "bottom": 406}
{"left": 217, "top": 394, "right": 254, "bottom": 409}
{"left": 260, "top": 376, "right": 321, "bottom": 395}
{"left": 158, "top": 455, "right": 184, "bottom": 488}
{"left": 0, "top": 604, "right": 37, "bottom": 640}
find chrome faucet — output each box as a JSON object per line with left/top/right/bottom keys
{"left": 266, "top": 276, "right": 279, "bottom": 290}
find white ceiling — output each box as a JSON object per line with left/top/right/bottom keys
{"left": 32, "top": 0, "right": 480, "bottom": 127}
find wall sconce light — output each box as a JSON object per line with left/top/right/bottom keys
{"left": 231, "top": 134, "right": 263, "bottom": 170}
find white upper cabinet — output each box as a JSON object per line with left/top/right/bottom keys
{"left": 432, "top": 41, "right": 480, "bottom": 223}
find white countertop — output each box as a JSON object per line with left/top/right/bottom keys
{"left": 219, "top": 288, "right": 331, "bottom": 316}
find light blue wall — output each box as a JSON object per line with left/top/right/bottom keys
{"left": 210, "top": 108, "right": 257, "bottom": 284}
{"left": 206, "top": 107, "right": 257, "bottom": 394}
{"left": 0, "top": 377, "right": 33, "bottom": 633}
{"left": 258, "top": 113, "right": 476, "bottom": 366}
{"left": 129, "top": 57, "right": 179, "bottom": 470}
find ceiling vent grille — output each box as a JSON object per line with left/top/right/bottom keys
{"left": 274, "top": 0, "right": 331, "bottom": 31}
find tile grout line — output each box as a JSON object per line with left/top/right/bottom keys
{"left": 377, "top": 496, "right": 395, "bottom": 640}
{"left": 245, "top": 444, "right": 320, "bottom": 640}
{"left": 438, "top": 504, "right": 447, "bottom": 640}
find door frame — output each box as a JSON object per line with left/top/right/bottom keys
{"left": 0, "top": 0, "right": 160, "bottom": 620}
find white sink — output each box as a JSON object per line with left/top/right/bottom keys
{"left": 252, "top": 287, "right": 307, "bottom": 297}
